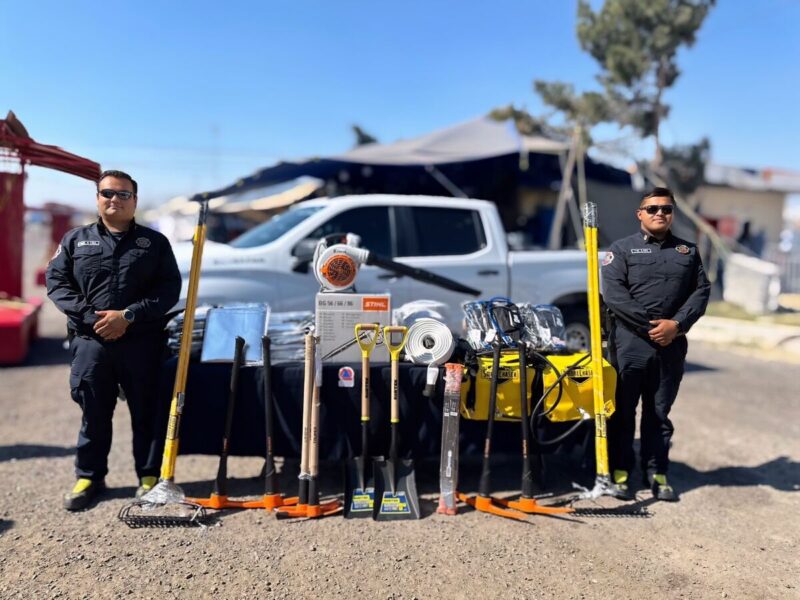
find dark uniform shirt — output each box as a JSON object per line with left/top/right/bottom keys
{"left": 46, "top": 219, "right": 181, "bottom": 338}
{"left": 601, "top": 230, "right": 711, "bottom": 338}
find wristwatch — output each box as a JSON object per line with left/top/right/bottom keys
{"left": 123, "top": 308, "right": 136, "bottom": 323}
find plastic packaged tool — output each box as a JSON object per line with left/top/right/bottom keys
{"left": 437, "top": 363, "right": 463, "bottom": 515}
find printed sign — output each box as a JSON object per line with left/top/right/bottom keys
{"left": 338, "top": 366, "right": 355, "bottom": 388}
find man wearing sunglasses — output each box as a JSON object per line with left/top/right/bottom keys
{"left": 46, "top": 170, "right": 181, "bottom": 510}
{"left": 601, "top": 187, "right": 710, "bottom": 501}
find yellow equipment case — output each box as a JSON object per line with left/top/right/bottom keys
{"left": 460, "top": 351, "right": 616, "bottom": 423}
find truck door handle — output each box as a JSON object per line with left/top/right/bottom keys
{"left": 377, "top": 273, "right": 404, "bottom": 280}
{"left": 478, "top": 270, "right": 499, "bottom": 276}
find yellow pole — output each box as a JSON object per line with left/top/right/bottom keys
{"left": 582, "top": 202, "right": 610, "bottom": 482}
{"left": 159, "top": 200, "right": 209, "bottom": 482}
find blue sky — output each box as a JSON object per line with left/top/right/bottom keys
{"left": 2, "top": 1, "right": 799, "bottom": 211}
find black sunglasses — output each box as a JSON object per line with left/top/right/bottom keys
{"left": 99, "top": 189, "right": 135, "bottom": 200}
{"left": 640, "top": 204, "right": 673, "bottom": 215}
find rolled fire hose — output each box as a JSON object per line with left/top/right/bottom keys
{"left": 404, "top": 318, "right": 456, "bottom": 397}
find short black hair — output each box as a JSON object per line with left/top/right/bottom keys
{"left": 98, "top": 170, "right": 137, "bottom": 194}
{"left": 641, "top": 187, "right": 673, "bottom": 205}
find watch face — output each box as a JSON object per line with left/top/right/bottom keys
{"left": 124, "top": 310, "right": 134, "bottom": 322}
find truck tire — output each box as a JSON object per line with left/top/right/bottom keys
{"left": 560, "top": 307, "right": 590, "bottom": 352}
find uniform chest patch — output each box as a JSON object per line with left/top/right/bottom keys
{"left": 602, "top": 251, "right": 614, "bottom": 266}
{"left": 630, "top": 248, "right": 652, "bottom": 254}
{"left": 675, "top": 245, "right": 690, "bottom": 254}
{"left": 77, "top": 240, "right": 101, "bottom": 247}
{"left": 136, "top": 237, "right": 151, "bottom": 248}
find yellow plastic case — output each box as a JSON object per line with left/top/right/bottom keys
{"left": 459, "top": 352, "right": 616, "bottom": 423}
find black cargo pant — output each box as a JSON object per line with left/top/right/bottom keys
{"left": 608, "top": 324, "right": 688, "bottom": 476}
{"left": 69, "top": 332, "right": 165, "bottom": 481}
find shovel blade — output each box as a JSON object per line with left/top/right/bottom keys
{"left": 373, "top": 458, "right": 420, "bottom": 520}
{"left": 344, "top": 456, "right": 378, "bottom": 519}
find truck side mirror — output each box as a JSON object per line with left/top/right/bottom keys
{"left": 291, "top": 238, "right": 318, "bottom": 273}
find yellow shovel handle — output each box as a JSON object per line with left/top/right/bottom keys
{"left": 382, "top": 325, "right": 408, "bottom": 361}
{"left": 354, "top": 323, "right": 379, "bottom": 358}
{"left": 383, "top": 326, "right": 408, "bottom": 424}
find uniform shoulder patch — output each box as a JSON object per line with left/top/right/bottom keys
{"left": 675, "top": 244, "right": 690, "bottom": 254}
{"left": 602, "top": 251, "right": 614, "bottom": 266}
{"left": 50, "top": 245, "right": 62, "bottom": 261}
{"left": 136, "top": 237, "right": 151, "bottom": 248}
{"left": 630, "top": 248, "right": 652, "bottom": 254}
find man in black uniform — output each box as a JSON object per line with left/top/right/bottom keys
{"left": 602, "top": 187, "right": 710, "bottom": 501}
{"left": 47, "top": 170, "right": 181, "bottom": 510}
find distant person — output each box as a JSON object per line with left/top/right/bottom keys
{"left": 602, "top": 187, "right": 710, "bottom": 501}
{"left": 46, "top": 170, "right": 181, "bottom": 511}
{"left": 737, "top": 221, "right": 765, "bottom": 257}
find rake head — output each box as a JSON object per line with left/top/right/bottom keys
{"left": 119, "top": 480, "right": 211, "bottom": 528}
{"left": 118, "top": 500, "right": 210, "bottom": 528}
{"left": 570, "top": 506, "right": 651, "bottom": 518}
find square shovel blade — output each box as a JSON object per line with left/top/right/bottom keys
{"left": 373, "top": 457, "right": 420, "bottom": 521}
{"left": 344, "top": 455, "right": 380, "bottom": 519}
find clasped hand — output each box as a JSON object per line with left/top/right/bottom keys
{"left": 648, "top": 319, "right": 679, "bottom": 347}
{"left": 94, "top": 310, "right": 129, "bottom": 341}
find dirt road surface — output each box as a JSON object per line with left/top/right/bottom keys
{"left": 1, "top": 230, "right": 797, "bottom": 599}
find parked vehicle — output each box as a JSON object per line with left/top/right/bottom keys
{"left": 172, "top": 195, "right": 592, "bottom": 348}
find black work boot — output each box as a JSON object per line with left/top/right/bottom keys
{"left": 63, "top": 478, "right": 106, "bottom": 511}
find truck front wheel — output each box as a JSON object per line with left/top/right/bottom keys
{"left": 560, "top": 307, "right": 591, "bottom": 352}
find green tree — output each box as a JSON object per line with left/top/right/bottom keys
{"left": 659, "top": 137, "right": 710, "bottom": 196}
{"left": 576, "top": 0, "right": 715, "bottom": 165}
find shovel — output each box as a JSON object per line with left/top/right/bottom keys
{"left": 344, "top": 323, "right": 380, "bottom": 518}
{"left": 374, "top": 325, "right": 420, "bottom": 520}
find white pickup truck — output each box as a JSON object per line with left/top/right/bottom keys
{"left": 173, "top": 194, "right": 592, "bottom": 347}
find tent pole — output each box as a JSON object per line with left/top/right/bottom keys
{"left": 547, "top": 130, "right": 579, "bottom": 250}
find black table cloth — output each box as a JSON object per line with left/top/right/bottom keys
{"left": 156, "top": 358, "right": 589, "bottom": 461}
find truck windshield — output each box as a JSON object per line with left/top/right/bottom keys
{"left": 229, "top": 205, "right": 323, "bottom": 248}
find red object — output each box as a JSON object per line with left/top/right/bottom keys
{"left": 0, "top": 173, "right": 25, "bottom": 298}
{"left": 0, "top": 111, "right": 100, "bottom": 364}
{"left": 0, "top": 112, "right": 101, "bottom": 181}
{"left": 30, "top": 202, "right": 79, "bottom": 287}
{"left": 0, "top": 298, "right": 42, "bottom": 364}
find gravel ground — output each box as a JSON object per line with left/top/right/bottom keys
{"left": 1, "top": 229, "right": 798, "bottom": 599}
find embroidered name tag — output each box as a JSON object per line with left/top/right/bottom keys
{"left": 77, "top": 240, "right": 101, "bottom": 247}
{"left": 630, "top": 248, "right": 652, "bottom": 254}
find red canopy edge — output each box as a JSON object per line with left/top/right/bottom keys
{"left": 0, "top": 111, "right": 100, "bottom": 182}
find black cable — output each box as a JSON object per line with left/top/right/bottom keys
{"left": 527, "top": 351, "right": 594, "bottom": 447}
